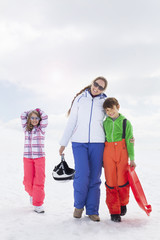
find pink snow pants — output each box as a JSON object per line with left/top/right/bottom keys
{"left": 23, "top": 157, "right": 45, "bottom": 206}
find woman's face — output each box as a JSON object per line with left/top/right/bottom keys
{"left": 90, "top": 79, "right": 105, "bottom": 96}
{"left": 30, "top": 113, "right": 40, "bottom": 126}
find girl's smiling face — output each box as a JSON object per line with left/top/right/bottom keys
{"left": 30, "top": 113, "right": 40, "bottom": 126}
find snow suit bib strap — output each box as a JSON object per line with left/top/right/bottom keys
{"left": 122, "top": 118, "right": 127, "bottom": 149}
{"left": 122, "top": 119, "right": 127, "bottom": 139}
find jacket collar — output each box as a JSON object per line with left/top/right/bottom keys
{"left": 107, "top": 113, "right": 125, "bottom": 122}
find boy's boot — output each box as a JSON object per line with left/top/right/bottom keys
{"left": 73, "top": 208, "right": 84, "bottom": 218}
{"left": 89, "top": 215, "right": 100, "bottom": 222}
{"left": 120, "top": 205, "right": 127, "bottom": 216}
{"left": 111, "top": 214, "right": 121, "bottom": 222}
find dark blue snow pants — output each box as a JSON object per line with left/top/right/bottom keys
{"left": 72, "top": 142, "right": 104, "bottom": 215}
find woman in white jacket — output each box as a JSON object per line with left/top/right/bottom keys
{"left": 59, "top": 76, "right": 108, "bottom": 222}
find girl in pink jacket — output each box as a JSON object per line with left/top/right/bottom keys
{"left": 21, "top": 108, "right": 48, "bottom": 213}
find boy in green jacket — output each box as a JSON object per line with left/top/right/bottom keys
{"left": 103, "top": 97, "right": 136, "bottom": 222}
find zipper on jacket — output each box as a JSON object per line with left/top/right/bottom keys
{"left": 31, "top": 132, "right": 33, "bottom": 158}
{"left": 112, "top": 121, "right": 114, "bottom": 142}
{"left": 28, "top": 132, "right": 33, "bottom": 158}
{"left": 88, "top": 98, "right": 94, "bottom": 142}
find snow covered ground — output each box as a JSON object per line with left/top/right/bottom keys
{"left": 0, "top": 127, "right": 160, "bottom": 240}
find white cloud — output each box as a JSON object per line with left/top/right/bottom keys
{"left": 150, "top": 69, "right": 160, "bottom": 78}
{"left": 0, "top": 21, "right": 41, "bottom": 55}
{"left": 144, "top": 96, "right": 160, "bottom": 106}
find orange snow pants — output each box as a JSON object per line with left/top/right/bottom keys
{"left": 23, "top": 157, "right": 45, "bottom": 206}
{"left": 103, "top": 139, "right": 130, "bottom": 214}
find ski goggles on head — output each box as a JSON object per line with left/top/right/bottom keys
{"left": 93, "top": 81, "right": 105, "bottom": 91}
{"left": 30, "top": 117, "right": 40, "bottom": 120}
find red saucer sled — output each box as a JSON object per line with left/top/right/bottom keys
{"left": 128, "top": 166, "right": 152, "bottom": 216}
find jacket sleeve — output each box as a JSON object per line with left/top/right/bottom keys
{"left": 38, "top": 109, "right": 48, "bottom": 134}
{"left": 59, "top": 97, "right": 79, "bottom": 147}
{"left": 125, "top": 120, "right": 134, "bottom": 161}
{"left": 20, "top": 111, "right": 29, "bottom": 132}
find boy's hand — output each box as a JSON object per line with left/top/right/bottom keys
{"left": 130, "top": 160, "right": 136, "bottom": 168}
{"left": 129, "top": 136, "right": 135, "bottom": 145}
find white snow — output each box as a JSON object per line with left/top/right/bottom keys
{"left": 0, "top": 126, "right": 159, "bottom": 240}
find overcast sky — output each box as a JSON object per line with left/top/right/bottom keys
{"left": 0, "top": 0, "right": 160, "bottom": 150}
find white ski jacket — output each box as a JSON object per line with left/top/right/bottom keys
{"left": 60, "top": 89, "right": 107, "bottom": 146}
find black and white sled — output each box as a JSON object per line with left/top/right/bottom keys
{"left": 52, "top": 155, "right": 75, "bottom": 181}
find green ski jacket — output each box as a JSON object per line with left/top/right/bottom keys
{"left": 103, "top": 113, "right": 134, "bottom": 161}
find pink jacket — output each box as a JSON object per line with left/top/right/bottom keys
{"left": 21, "top": 109, "right": 48, "bottom": 159}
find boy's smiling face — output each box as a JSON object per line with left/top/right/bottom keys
{"left": 105, "top": 105, "right": 120, "bottom": 119}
